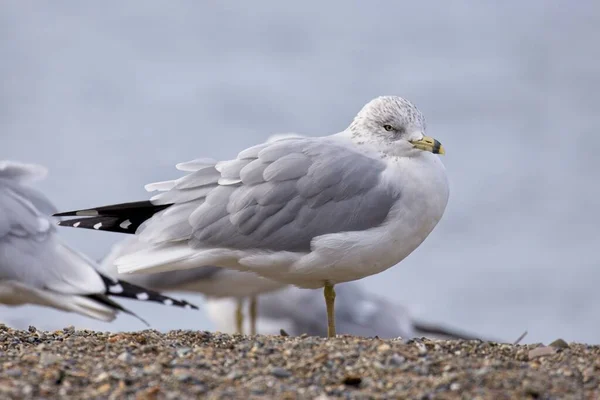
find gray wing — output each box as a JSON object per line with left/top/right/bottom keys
{"left": 100, "top": 236, "right": 222, "bottom": 290}
{"left": 0, "top": 174, "right": 104, "bottom": 294}
{"left": 0, "top": 177, "right": 55, "bottom": 246}
{"left": 145, "top": 137, "right": 399, "bottom": 252}
{"left": 127, "top": 266, "right": 222, "bottom": 290}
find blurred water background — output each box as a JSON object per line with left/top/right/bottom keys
{"left": 2, "top": 1, "right": 599, "bottom": 344}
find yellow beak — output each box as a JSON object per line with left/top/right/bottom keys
{"left": 410, "top": 136, "right": 445, "bottom": 155}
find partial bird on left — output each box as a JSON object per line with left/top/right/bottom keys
{"left": 0, "top": 161, "right": 199, "bottom": 325}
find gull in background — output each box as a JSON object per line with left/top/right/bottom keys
{"left": 100, "top": 236, "right": 286, "bottom": 334}
{"left": 55, "top": 96, "right": 449, "bottom": 337}
{"left": 206, "top": 282, "right": 487, "bottom": 341}
{"left": 0, "top": 161, "right": 198, "bottom": 325}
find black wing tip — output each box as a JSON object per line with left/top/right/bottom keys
{"left": 53, "top": 201, "right": 171, "bottom": 218}
{"left": 55, "top": 216, "right": 140, "bottom": 234}
{"left": 85, "top": 294, "right": 150, "bottom": 327}
{"left": 53, "top": 209, "right": 98, "bottom": 217}
{"left": 99, "top": 274, "right": 199, "bottom": 311}
{"left": 54, "top": 201, "right": 172, "bottom": 234}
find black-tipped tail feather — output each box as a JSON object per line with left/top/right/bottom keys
{"left": 98, "top": 273, "right": 198, "bottom": 310}
{"left": 54, "top": 201, "right": 171, "bottom": 234}
{"left": 86, "top": 294, "right": 150, "bottom": 326}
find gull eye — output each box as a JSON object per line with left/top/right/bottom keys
{"left": 383, "top": 124, "right": 394, "bottom": 132}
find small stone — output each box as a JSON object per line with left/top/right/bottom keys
{"left": 377, "top": 343, "right": 391, "bottom": 353}
{"left": 549, "top": 339, "right": 569, "bottom": 349}
{"left": 280, "top": 329, "right": 290, "bottom": 337}
{"left": 94, "top": 372, "right": 110, "bottom": 383}
{"left": 450, "top": 382, "right": 461, "bottom": 391}
{"left": 117, "top": 351, "right": 133, "bottom": 363}
{"left": 176, "top": 347, "right": 191, "bottom": 357}
{"left": 172, "top": 368, "right": 191, "bottom": 382}
{"left": 528, "top": 346, "right": 556, "bottom": 360}
{"left": 96, "top": 383, "right": 112, "bottom": 395}
{"left": 165, "top": 392, "right": 181, "bottom": 400}
{"left": 391, "top": 353, "right": 408, "bottom": 367}
{"left": 110, "top": 371, "right": 126, "bottom": 381}
{"left": 143, "top": 364, "right": 162, "bottom": 375}
{"left": 136, "top": 385, "right": 161, "bottom": 400}
{"left": 40, "top": 353, "right": 61, "bottom": 366}
{"left": 227, "top": 370, "right": 244, "bottom": 380}
{"left": 191, "top": 384, "right": 208, "bottom": 395}
{"left": 415, "top": 342, "right": 428, "bottom": 355}
{"left": 5, "top": 369, "right": 21, "bottom": 377}
{"left": 271, "top": 367, "right": 291, "bottom": 378}
{"left": 342, "top": 375, "right": 362, "bottom": 387}
{"left": 251, "top": 388, "right": 267, "bottom": 395}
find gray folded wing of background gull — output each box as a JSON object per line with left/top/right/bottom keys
{"left": 99, "top": 236, "right": 285, "bottom": 298}
{"left": 236, "top": 283, "right": 490, "bottom": 340}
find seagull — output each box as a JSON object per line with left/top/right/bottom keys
{"left": 100, "top": 236, "right": 286, "bottom": 334}
{"left": 0, "top": 161, "right": 198, "bottom": 324}
{"left": 206, "top": 282, "right": 487, "bottom": 341}
{"left": 54, "top": 96, "right": 449, "bottom": 337}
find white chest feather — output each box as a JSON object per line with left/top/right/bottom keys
{"left": 287, "top": 153, "right": 449, "bottom": 287}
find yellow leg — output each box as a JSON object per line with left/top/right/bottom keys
{"left": 235, "top": 298, "right": 244, "bottom": 334}
{"left": 324, "top": 282, "right": 336, "bottom": 338}
{"left": 249, "top": 296, "right": 258, "bottom": 335}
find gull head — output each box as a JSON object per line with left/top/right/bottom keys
{"left": 347, "top": 96, "right": 445, "bottom": 158}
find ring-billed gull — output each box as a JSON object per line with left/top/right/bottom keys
{"left": 0, "top": 161, "right": 198, "bottom": 324}
{"left": 207, "top": 283, "right": 487, "bottom": 341}
{"left": 100, "top": 236, "right": 285, "bottom": 334}
{"left": 55, "top": 96, "right": 449, "bottom": 337}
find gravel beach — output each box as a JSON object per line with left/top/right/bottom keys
{"left": 0, "top": 324, "right": 598, "bottom": 399}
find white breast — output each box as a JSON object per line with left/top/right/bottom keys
{"left": 287, "top": 152, "right": 449, "bottom": 288}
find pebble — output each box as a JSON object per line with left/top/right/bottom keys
{"left": 271, "top": 367, "right": 292, "bottom": 378}
{"left": 94, "top": 372, "right": 110, "bottom": 383}
{"left": 40, "top": 353, "right": 61, "bottom": 366}
{"left": 226, "top": 370, "right": 243, "bottom": 380}
{"left": 549, "top": 339, "right": 569, "bottom": 349}
{"left": 172, "top": 368, "right": 191, "bottom": 382}
{"left": 117, "top": 351, "right": 133, "bottom": 363}
{"left": 528, "top": 346, "right": 557, "bottom": 360}
{"left": 377, "top": 343, "right": 391, "bottom": 353}
{"left": 176, "top": 347, "right": 191, "bottom": 357}
{"left": 5, "top": 369, "right": 21, "bottom": 377}
{"left": 0, "top": 327, "right": 595, "bottom": 398}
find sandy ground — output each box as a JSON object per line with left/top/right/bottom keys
{"left": 0, "top": 324, "right": 598, "bottom": 399}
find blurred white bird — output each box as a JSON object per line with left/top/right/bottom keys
{"left": 0, "top": 161, "right": 198, "bottom": 325}
{"left": 206, "top": 282, "right": 488, "bottom": 341}
{"left": 100, "top": 236, "right": 286, "bottom": 333}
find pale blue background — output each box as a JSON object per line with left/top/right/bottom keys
{"left": 2, "top": 1, "right": 599, "bottom": 344}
